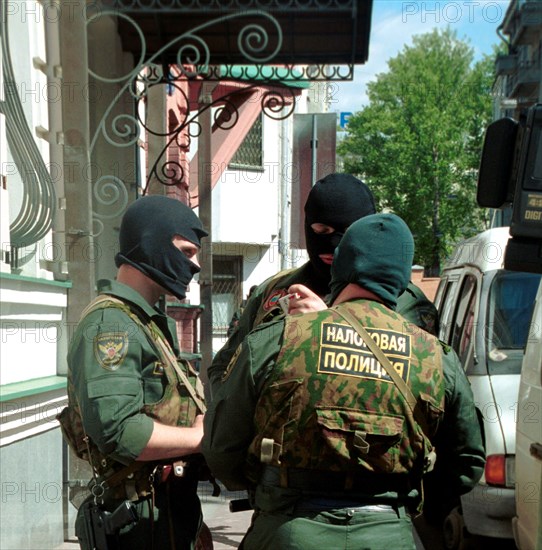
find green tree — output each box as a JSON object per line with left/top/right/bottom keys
{"left": 339, "top": 28, "right": 496, "bottom": 274}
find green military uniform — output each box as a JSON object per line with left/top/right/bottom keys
{"left": 66, "top": 279, "right": 204, "bottom": 550}
{"left": 202, "top": 299, "right": 485, "bottom": 550}
{"left": 208, "top": 261, "right": 439, "bottom": 397}
{"left": 397, "top": 282, "right": 439, "bottom": 336}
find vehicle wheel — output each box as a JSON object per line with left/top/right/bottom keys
{"left": 195, "top": 522, "right": 213, "bottom": 550}
{"left": 443, "top": 507, "right": 465, "bottom": 550}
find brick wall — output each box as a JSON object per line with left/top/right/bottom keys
{"left": 167, "top": 302, "right": 203, "bottom": 355}
{"left": 411, "top": 267, "right": 440, "bottom": 302}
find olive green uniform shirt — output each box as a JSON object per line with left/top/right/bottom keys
{"left": 67, "top": 279, "right": 182, "bottom": 463}
{"left": 68, "top": 280, "right": 203, "bottom": 550}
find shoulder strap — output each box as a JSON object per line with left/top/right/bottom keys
{"left": 143, "top": 322, "right": 206, "bottom": 414}
{"left": 78, "top": 294, "right": 115, "bottom": 321}
{"left": 83, "top": 294, "right": 206, "bottom": 413}
{"left": 332, "top": 306, "right": 429, "bottom": 436}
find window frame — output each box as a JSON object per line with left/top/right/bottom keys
{"left": 212, "top": 255, "right": 243, "bottom": 338}
{"left": 449, "top": 273, "right": 478, "bottom": 369}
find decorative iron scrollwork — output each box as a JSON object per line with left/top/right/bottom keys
{"left": 93, "top": 176, "right": 129, "bottom": 218}
{"left": 88, "top": 6, "right": 348, "bottom": 210}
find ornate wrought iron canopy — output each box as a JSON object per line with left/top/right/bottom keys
{"left": 101, "top": 0, "right": 373, "bottom": 81}
{"left": 80, "top": 1, "right": 377, "bottom": 235}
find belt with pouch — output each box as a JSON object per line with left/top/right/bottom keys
{"left": 260, "top": 467, "right": 409, "bottom": 516}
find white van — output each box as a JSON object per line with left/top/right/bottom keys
{"left": 512, "top": 279, "right": 542, "bottom": 550}
{"left": 434, "top": 227, "right": 541, "bottom": 548}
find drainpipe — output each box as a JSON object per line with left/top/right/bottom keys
{"left": 198, "top": 93, "right": 213, "bottom": 393}
{"left": 57, "top": 0, "right": 94, "bottom": 543}
{"left": 311, "top": 114, "right": 318, "bottom": 186}
{"left": 280, "top": 116, "right": 291, "bottom": 271}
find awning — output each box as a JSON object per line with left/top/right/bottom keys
{"left": 100, "top": 1, "right": 373, "bottom": 79}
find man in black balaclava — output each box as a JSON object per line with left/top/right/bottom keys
{"left": 208, "top": 173, "right": 378, "bottom": 396}
{"left": 208, "top": 173, "right": 439, "bottom": 398}
{"left": 66, "top": 195, "right": 210, "bottom": 550}
{"left": 202, "top": 214, "right": 484, "bottom": 550}
{"left": 115, "top": 194, "right": 208, "bottom": 300}
{"left": 303, "top": 173, "right": 376, "bottom": 296}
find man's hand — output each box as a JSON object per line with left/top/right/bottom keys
{"left": 287, "top": 284, "right": 327, "bottom": 314}
{"left": 137, "top": 414, "right": 205, "bottom": 460}
{"left": 190, "top": 414, "right": 205, "bottom": 453}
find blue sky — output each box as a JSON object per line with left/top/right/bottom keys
{"left": 331, "top": 0, "right": 508, "bottom": 115}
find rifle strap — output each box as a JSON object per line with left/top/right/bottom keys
{"left": 332, "top": 305, "right": 429, "bottom": 436}
{"left": 144, "top": 322, "right": 206, "bottom": 414}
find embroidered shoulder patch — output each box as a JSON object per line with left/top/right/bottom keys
{"left": 94, "top": 332, "right": 129, "bottom": 371}
{"left": 263, "top": 289, "right": 288, "bottom": 312}
{"left": 419, "top": 310, "right": 436, "bottom": 334}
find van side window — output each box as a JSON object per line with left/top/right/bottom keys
{"left": 451, "top": 275, "right": 477, "bottom": 364}
{"left": 437, "top": 279, "right": 456, "bottom": 342}
{"left": 487, "top": 271, "right": 541, "bottom": 351}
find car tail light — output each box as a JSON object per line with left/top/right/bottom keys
{"left": 485, "top": 454, "right": 509, "bottom": 486}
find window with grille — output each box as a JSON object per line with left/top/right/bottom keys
{"left": 229, "top": 114, "right": 264, "bottom": 171}
{"left": 212, "top": 256, "right": 243, "bottom": 337}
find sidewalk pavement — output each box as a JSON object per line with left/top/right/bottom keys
{"left": 199, "top": 485, "right": 252, "bottom": 549}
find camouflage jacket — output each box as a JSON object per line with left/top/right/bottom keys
{"left": 207, "top": 263, "right": 439, "bottom": 399}
{"left": 59, "top": 280, "right": 205, "bottom": 491}
{"left": 202, "top": 298, "right": 485, "bottom": 504}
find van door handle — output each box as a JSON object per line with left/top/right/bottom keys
{"left": 530, "top": 443, "right": 542, "bottom": 461}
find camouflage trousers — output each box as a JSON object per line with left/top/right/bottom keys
{"left": 241, "top": 494, "right": 416, "bottom": 550}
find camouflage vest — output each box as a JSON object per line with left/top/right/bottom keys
{"left": 57, "top": 295, "right": 206, "bottom": 496}
{"left": 247, "top": 300, "right": 445, "bottom": 481}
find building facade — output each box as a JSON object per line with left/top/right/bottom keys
{"left": 491, "top": 0, "right": 541, "bottom": 227}
{"left": 494, "top": 0, "right": 542, "bottom": 116}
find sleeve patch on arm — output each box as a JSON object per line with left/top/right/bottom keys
{"left": 263, "top": 289, "right": 288, "bottom": 311}
{"left": 94, "top": 332, "right": 129, "bottom": 371}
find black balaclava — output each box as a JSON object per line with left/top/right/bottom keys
{"left": 329, "top": 213, "right": 414, "bottom": 309}
{"left": 115, "top": 195, "right": 208, "bottom": 300}
{"left": 304, "top": 173, "right": 376, "bottom": 293}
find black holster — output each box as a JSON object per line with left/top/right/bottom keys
{"left": 77, "top": 499, "right": 138, "bottom": 550}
